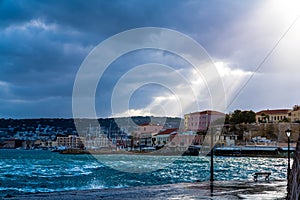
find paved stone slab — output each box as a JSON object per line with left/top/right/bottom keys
{"left": 4, "top": 180, "right": 287, "bottom": 200}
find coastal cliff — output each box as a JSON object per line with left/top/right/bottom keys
{"left": 288, "top": 134, "right": 300, "bottom": 199}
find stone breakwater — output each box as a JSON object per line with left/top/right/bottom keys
{"left": 288, "top": 135, "right": 300, "bottom": 199}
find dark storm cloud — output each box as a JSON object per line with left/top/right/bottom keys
{"left": 1, "top": 0, "right": 283, "bottom": 118}
{"left": 0, "top": 0, "right": 230, "bottom": 117}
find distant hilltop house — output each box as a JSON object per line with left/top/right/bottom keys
{"left": 255, "top": 105, "right": 300, "bottom": 123}
{"left": 289, "top": 105, "right": 300, "bottom": 123}
{"left": 256, "top": 109, "right": 290, "bottom": 123}
{"left": 184, "top": 110, "right": 225, "bottom": 132}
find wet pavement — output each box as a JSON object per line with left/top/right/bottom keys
{"left": 5, "top": 180, "right": 287, "bottom": 200}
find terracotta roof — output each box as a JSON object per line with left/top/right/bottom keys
{"left": 256, "top": 109, "right": 290, "bottom": 115}
{"left": 154, "top": 128, "right": 178, "bottom": 136}
{"left": 189, "top": 110, "right": 225, "bottom": 115}
{"left": 139, "top": 123, "right": 149, "bottom": 126}
{"left": 139, "top": 123, "right": 161, "bottom": 127}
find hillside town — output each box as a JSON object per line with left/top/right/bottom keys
{"left": 1, "top": 105, "right": 300, "bottom": 155}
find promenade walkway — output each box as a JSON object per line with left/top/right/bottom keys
{"left": 6, "top": 180, "right": 286, "bottom": 200}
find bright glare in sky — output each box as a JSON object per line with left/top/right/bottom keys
{"left": 268, "top": 0, "right": 300, "bottom": 21}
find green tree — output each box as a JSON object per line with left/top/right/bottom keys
{"left": 229, "top": 110, "right": 256, "bottom": 124}
{"left": 279, "top": 117, "right": 290, "bottom": 123}
{"left": 230, "top": 110, "right": 242, "bottom": 124}
{"left": 225, "top": 114, "right": 230, "bottom": 124}
{"left": 242, "top": 110, "right": 256, "bottom": 124}
{"left": 260, "top": 113, "right": 270, "bottom": 123}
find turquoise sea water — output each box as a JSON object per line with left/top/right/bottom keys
{"left": 0, "top": 149, "right": 289, "bottom": 197}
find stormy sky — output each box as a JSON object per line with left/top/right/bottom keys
{"left": 1, "top": 0, "right": 300, "bottom": 118}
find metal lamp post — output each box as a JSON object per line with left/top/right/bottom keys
{"left": 210, "top": 127, "right": 214, "bottom": 196}
{"left": 285, "top": 129, "right": 291, "bottom": 184}
{"left": 209, "top": 127, "right": 220, "bottom": 196}
{"left": 210, "top": 129, "right": 214, "bottom": 182}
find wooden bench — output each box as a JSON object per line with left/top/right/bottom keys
{"left": 253, "top": 172, "right": 271, "bottom": 182}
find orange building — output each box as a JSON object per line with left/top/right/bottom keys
{"left": 256, "top": 109, "right": 290, "bottom": 123}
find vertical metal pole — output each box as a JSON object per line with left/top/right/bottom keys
{"left": 210, "top": 128, "right": 214, "bottom": 196}
{"left": 288, "top": 136, "right": 290, "bottom": 183}
{"left": 210, "top": 131, "right": 214, "bottom": 182}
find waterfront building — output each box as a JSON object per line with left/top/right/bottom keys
{"left": 256, "top": 109, "right": 290, "bottom": 123}
{"left": 154, "top": 128, "right": 178, "bottom": 145}
{"left": 289, "top": 105, "right": 300, "bottom": 122}
{"left": 22, "top": 140, "right": 35, "bottom": 149}
{"left": 218, "top": 134, "right": 238, "bottom": 147}
{"left": 84, "top": 134, "right": 112, "bottom": 149}
{"left": 137, "top": 123, "right": 163, "bottom": 135}
{"left": 1, "top": 139, "right": 16, "bottom": 148}
{"left": 169, "top": 131, "right": 202, "bottom": 147}
{"left": 34, "top": 139, "right": 42, "bottom": 147}
{"left": 137, "top": 123, "right": 164, "bottom": 147}
{"left": 184, "top": 110, "right": 225, "bottom": 132}
{"left": 56, "top": 135, "right": 85, "bottom": 149}
{"left": 140, "top": 132, "right": 156, "bottom": 147}
{"left": 184, "top": 114, "right": 190, "bottom": 130}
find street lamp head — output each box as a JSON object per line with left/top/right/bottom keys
{"left": 285, "top": 129, "right": 291, "bottom": 137}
